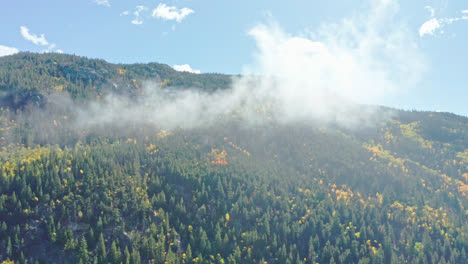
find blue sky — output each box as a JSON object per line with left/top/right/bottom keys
{"left": 0, "top": 0, "right": 467, "bottom": 116}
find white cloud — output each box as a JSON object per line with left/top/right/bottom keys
{"left": 93, "top": 0, "right": 110, "bottom": 7}
{"left": 20, "top": 26, "right": 62, "bottom": 53}
{"left": 130, "top": 6, "right": 147, "bottom": 25}
{"left": 20, "top": 26, "right": 49, "bottom": 46}
{"left": 0, "top": 45, "right": 19, "bottom": 57}
{"left": 173, "top": 64, "right": 201, "bottom": 74}
{"left": 121, "top": 11, "right": 129, "bottom": 16}
{"left": 152, "top": 3, "right": 194, "bottom": 23}
{"left": 56, "top": 49, "right": 64, "bottom": 54}
{"left": 78, "top": 0, "right": 426, "bottom": 129}
{"left": 131, "top": 20, "right": 143, "bottom": 25}
{"left": 420, "top": 8, "right": 468, "bottom": 37}
{"left": 419, "top": 18, "right": 441, "bottom": 36}
{"left": 425, "top": 6, "right": 435, "bottom": 17}
{"left": 232, "top": 0, "right": 426, "bottom": 126}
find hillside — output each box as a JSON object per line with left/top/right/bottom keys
{"left": 0, "top": 53, "right": 467, "bottom": 264}
{"left": 0, "top": 53, "right": 231, "bottom": 108}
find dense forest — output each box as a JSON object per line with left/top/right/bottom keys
{"left": 0, "top": 53, "right": 467, "bottom": 264}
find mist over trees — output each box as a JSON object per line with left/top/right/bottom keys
{"left": 0, "top": 53, "right": 467, "bottom": 264}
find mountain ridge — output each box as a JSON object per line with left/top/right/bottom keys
{"left": 0, "top": 52, "right": 232, "bottom": 108}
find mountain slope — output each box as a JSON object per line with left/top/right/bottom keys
{"left": 0, "top": 52, "right": 231, "bottom": 108}
{"left": 0, "top": 53, "right": 467, "bottom": 264}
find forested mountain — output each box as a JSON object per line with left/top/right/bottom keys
{"left": 0, "top": 53, "right": 467, "bottom": 264}
{"left": 0, "top": 52, "right": 231, "bottom": 108}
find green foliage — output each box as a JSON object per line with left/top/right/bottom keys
{"left": 0, "top": 53, "right": 467, "bottom": 264}
{"left": 0, "top": 52, "right": 231, "bottom": 108}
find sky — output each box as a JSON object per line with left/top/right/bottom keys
{"left": 0, "top": 0, "right": 467, "bottom": 117}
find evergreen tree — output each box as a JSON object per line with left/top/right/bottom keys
{"left": 124, "top": 246, "right": 131, "bottom": 264}
{"left": 98, "top": 233, "right": 107, "bottom": 264}
{"left": 78, "top": 237, "right": 89, "bottom": 264}
{"left": 110, "top": 240, "right": 121, "bottom": 264}
{"left": 130, "top": 248, "right": 141, "bottom": 264}
{"left": 6, "top": 236, "right": 13, "bottom": 258}
{"left": 186, "top": 244, "right": 193, "bottom": 264}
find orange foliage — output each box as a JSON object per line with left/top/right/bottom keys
{"left": 224, "top": 137, "right": 250, "bottom": 156}
{"left": 210, "top": 148, "right": 228, "bottom": 165}
{"left": 132, "top": 79, "right": 139, "bottom": 89}
{"left": 156, "top": 130, "right": 172, "bottom": 139}
{"left": 146, "top": 143, "right": 159, "bottom": 155}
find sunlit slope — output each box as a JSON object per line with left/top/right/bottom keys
{"left": 1, "top": 119, "right": 467, "bottom": 263}
{"left": 0, "top": 52, "right": 231, "bottom": 108}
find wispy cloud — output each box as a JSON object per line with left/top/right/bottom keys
{"left": 93, "top": 0, "right": 110, "bottom": 7}
{"left": 20, "top": 26, "right": 61, "bottom": 52}
{"left": 233, "top": 0, "right": 425, "bottom": 125}
{"left": 131, "top": 5, "right": 147, "bottom": 25}
{"left": 0, "top": 45, "right": 19, "bottom": 57}
{"left": 173, "top": 64, "right": 201, "bottom": 74}
{"left": 419, "top": 8, "right": 468, "bottom": 37}
{"left": 425, "top": 6, "right": 435, "bottom": 17}
{"left": 152, "top": 3, "right": 194, "bottom": 23}
{"left": 20, "top": 26, "right": 49, "bottom": 46}
{"left": 121, "top": 3, "right": 193, "bottom": 26}
{"left": 77, "top": 0, "right": 425, "bottom": 129}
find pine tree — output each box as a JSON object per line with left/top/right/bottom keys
{"left": 87, "top": 228, "right": 96, "bottom": 249}
{"left": 186, "top": 244, "right": 192, "bottom": 264}
{"left": 19, "top": 251, "right": 25, "bottom": 264}
{"left": 199, "top": 227, "right": 210, "bottom": 254}
{"left": 110, "top": 240, "right": 121, "bottom": 264}
{"left": 308, "top": 236, "right": 316, "bottom": 262}
{"left": 0, "top": 221, "right": 7, "bottom": 235}
{"left": 98, "top": 233, "right": 107, "bottom": 263}
{"left": 214, "top": 223, "right": 223, "bottom": 252}
{"left": 97, "top": 216, "right": 103, "bottom": 233}
{"left": 166, "top": 248, "right": 177, "bottom": 264}
{"left": 155, "top": 230, "right": 166, "bottom": 264}
{"left": 383, "top": 236, "right": 393, "bottom": 264}
{"left": 124, "top": 246, "right": 131, "bottom": 264}
{"left": 130, "top": 247, "right": 141, "bottom": 264}
{"left": 2, "top": 233, "right": 10, "bottom": 255}
{"left": 45, "top": 216, "right": 55, "bottom": 243}
{"left": 79, "top": 237, "right": 89, "bottom": 264}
